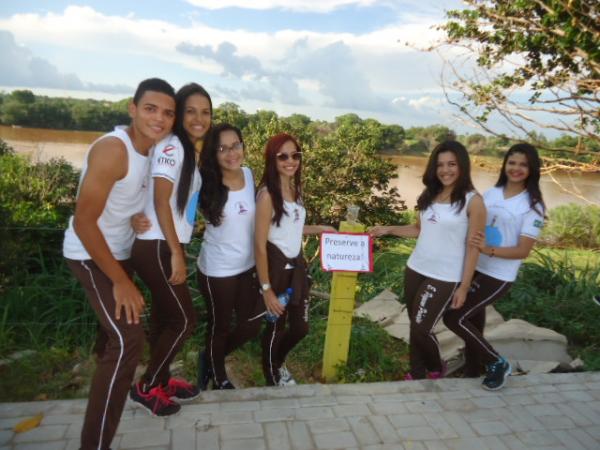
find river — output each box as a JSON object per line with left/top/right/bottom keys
{"left": 389, "top": 156, "right": 600, "bottom": 210}
{"left": 2, "top": 127, "right": 599, "bottom": 210}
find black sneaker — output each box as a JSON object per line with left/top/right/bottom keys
{"left": 164, "top": 377, "right": 200, "bottom": 401}
{"left": 482, "top": 357, "right": 512, "bottom": 391}
{"left": 129, "top": 382, "right": 181, "bottom": 416}
{"left": 197, "top": 350, "right": 213, "bottom": 391}
{"left": 214, "top": 379, "right": 235, "bottom": 390}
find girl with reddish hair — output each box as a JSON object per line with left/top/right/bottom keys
{"left": 255, "top": 133, "right": 334, "bottom": 386}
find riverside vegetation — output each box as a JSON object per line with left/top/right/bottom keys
{"left": 1, "top": 113, "right": 599, "bottom": 401}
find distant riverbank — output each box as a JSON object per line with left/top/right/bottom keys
{"left": 3, "top": 125, "right": 599, "bottom": 209}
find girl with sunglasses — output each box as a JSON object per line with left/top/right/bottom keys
{"left": 255, "top": 133, "right": 334, "bottom": 386}
{"left": 370, "top": 141, "right": 486, "bottom": 380}
{"left": 196, "top": 123, "right": 264, "bottom": 390}
{"left": 443, "top": 143, "right": 545, "bottom": 390}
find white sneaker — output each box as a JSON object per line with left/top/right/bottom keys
{"left": 278, "top": 365, "right": 297, "bottom": 386}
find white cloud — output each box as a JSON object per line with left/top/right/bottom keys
{"left": 408, "top": 95, "right": 444, "bottom": 110}
{"left": 0, "top": 30, "right": 130, "bottom": 93}
{"left": 0, "top": 5, "right": 453, "bottom": 120}
{"left": 185, "top": 0, "right": 378, "bottom": 13}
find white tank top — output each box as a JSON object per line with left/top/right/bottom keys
{"left": 136, "top": 134, "right": 201, "bottom": 244}
{"left": 197, "top": 167, "right": 255, "bottom": 277}
{"left": 268, "top": 198, "right": 306, "bottom": 258}
{"left": 407, "top": 191, "right": 477, "bottom": 282}
{"left": 63, "top": 127, "right": 150, "bottom": 261}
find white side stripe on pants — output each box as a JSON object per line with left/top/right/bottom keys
{"left": 457, "top": 281, "right": 507, "bottom": 360}
{"left": 81, "top": 261, "right": 124, "bottom": 450}
{"left": 147, "top": 240, "right": 189, "bottom": 387}
{"left": 427, "top": 283, "right": 458, "bottom": 366}
{"left": 205, "top": 275, "right": 219, "bottom": 385}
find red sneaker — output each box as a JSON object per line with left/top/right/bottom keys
{"left": 164, "top": 377, "right": 200, "bottom": 401}
{"left": 129, "top": 382, "right": 181, "bottom": 416}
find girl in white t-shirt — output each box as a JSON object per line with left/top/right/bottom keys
{"left": 443, "top": 143, "right": 545, "bottom": 391}
{"left": 129, "top": 83, "right": 212, "bottom": 415}
{"left": 196, "top": 123, "right": 264, "bottom": 390}
{"left": 254, "top": 133, "right": 335, "bottom": 386}
{"left": 370, "top": 141, "right": 486, "bottom": 380}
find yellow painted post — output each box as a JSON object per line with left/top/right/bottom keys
{"left": 322, "top": 220, "right": 365, "bottom": 382}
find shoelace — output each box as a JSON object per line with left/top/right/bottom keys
{"left": 147, "top": 386, "right": 175, "bottom": 413}
{"left": 280, "top": 366, "right": 291, "bottom": 381}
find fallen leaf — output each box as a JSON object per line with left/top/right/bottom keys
{"left": 13, "top": 413, "right": 43, "bottom": 433}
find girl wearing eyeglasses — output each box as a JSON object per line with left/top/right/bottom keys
{"left": 196, "top": 123, "right": 264, "bottom": 390}
{"left": 255, "top": 133, "right": 334, "bottom": 386}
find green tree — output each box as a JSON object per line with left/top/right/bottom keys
{"left": 438, "top": 0, "right": 600, "bottom": 152}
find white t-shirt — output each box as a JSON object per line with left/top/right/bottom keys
{"left": 268, "top": 198, "right": 306, "bottom": 258}
{"left": 407, "top": 191, "right": 477, "bottom": 282}
{"left": 477, "top": 186, "right": 544, "bottom": 282}
{"left": 197, "top": 167, "right": 255, "bottom": 277}
{"left": 136, "top": 134, "right": 201, "bottom": 244}
{"left": 63, "top": 127, "right": 150, "bottom": 260}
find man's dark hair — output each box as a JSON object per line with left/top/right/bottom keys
{"left": 132, "top": 78, "right": 176, "bottom": 104}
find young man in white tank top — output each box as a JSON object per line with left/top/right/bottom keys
{"left": 63, "top": 79, "right": 176, "bottom": 450}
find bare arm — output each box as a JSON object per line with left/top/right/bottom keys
{"left": 73, "top": 138, "right": 145, "bottom": 324}
{"left": 254, "top": 190, "right": 285, "bottom": 316}
{"left": 451, "top": 195, "right": 486, "bottom": 309}
{"left": 369, "top": 217, "right": 421, "bottom": 238}
{"left": 303, "top": 224, "right": 336, "bottom": 235}
{"left": 471, "top": 232, "right": 536, "bottom": 260}
{"left": 154, "top": 178, "right": 186, "bottom": 285}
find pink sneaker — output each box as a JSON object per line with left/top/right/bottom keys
{"left": 427, "top": 361, "right": 448, "bottom": 380}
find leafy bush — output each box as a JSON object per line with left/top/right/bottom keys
{"left": 0, "top": 140, "right": 79, "bottom": 302}
{"left": 542, "top": 204, "right": 600, "bottom": 249}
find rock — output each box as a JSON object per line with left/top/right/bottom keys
{"left": 513, "top": 360, "right": 562, "bottom": 375}
{"left": 485, "top": 319, "right": 571, "bottom": 364}
{"left": 380, "top": 303, "right": 572, "bottom": 374}
{"left": 355, "top": 289, "right": 403, "bottom": 327}
{"left": 570, "top": 358, "right": 585, "bottom": 370}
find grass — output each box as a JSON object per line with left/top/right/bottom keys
{"left": 1, "top": 233, "right": 598, "bottom": 401}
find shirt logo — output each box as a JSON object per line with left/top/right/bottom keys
{"left": 427, "top": 212, "right": 438, "bottom": 224}
{"left": 293, "top": 208, "right": 300, "bottom": 222}
{"left": 162, "top": 145, "right": 176, "bottom": 156}
{"left": 533, "top": 219, "right": 543, "bottom": 229}
{"left": 236, "top": 201, "right": 249, "bottom": 215}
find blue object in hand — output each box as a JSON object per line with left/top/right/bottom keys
{"left": 265, "top": 288, "right": 293, "bottom": 322}
{"left": 485, "top": 216, "right": 502, "bottom": 247}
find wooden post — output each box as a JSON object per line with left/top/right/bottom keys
{"left": 322, "top": 220, "right": 364, "bottom": 382}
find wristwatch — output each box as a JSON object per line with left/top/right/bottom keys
{"left": 261, "top": 283, "right": 272, "bottom": 292}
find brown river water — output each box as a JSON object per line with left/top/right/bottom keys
{"left": 2, "top": 125, "right": 599, "bottom": 210}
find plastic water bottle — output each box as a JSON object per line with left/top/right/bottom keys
{"left": 265, "top": 288, "right": 293, "bottom": 322}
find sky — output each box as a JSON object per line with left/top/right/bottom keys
{"left": 0, "top": 0, "right": 482, "bottom": 131}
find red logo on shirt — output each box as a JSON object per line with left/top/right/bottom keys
{"left": 162, "top": 145, "right": 176, "bottom": 156}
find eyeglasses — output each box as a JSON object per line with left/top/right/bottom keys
{"left": 218, "top": 142, "right": 244, "bottom": 153}
{"left": 276, "top": 152, "right": 302, "bottom": 161}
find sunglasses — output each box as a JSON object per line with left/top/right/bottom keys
{"left": 276, "top": 151, "right": 302, "bottom": 161}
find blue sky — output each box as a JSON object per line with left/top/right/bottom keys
{"left": 0, "top": 0, "right": 490, "bottom": 131}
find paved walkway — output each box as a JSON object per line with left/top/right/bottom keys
{"left": 1, "top": 372, "right": 599, "bottom": 450}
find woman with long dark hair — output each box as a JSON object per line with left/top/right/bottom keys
{"left": 370, "top": 141, "right": 486, "bottom": 380}
{"left": 196, "top": 123, "right": 264, "bottom": 390}
{"left": 129, "top": 83, "right": 212, "bottom": 415}
{"left": 255, "top": 133, "right": 334, "bottom": 386}
{"left": 443, "top": 143, "right": 545, "bottom": 390}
